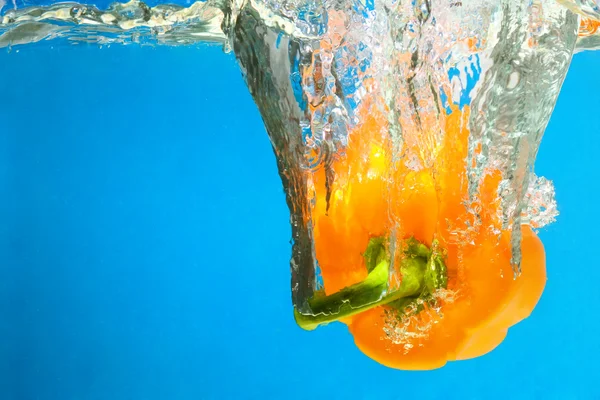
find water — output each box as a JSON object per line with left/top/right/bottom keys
{"left": 4, "top": 3, "right": 593, "bottom": 398}
{"left": 0, "top": 1, "right": 229, "bottom": 47}
{"left": 225, "top": 0, "right": 582, "bottom": 343}
{"left": 1, "top": 1, "right": 599, "bottom": 49}
{"left": 2, "top": 41, "right": 600, "bottom": 399}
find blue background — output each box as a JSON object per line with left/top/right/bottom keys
{"left": 1, "top": 41, "right": 599, "bottom": 399}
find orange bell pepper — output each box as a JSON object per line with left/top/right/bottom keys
{"left": 579, "top": 17, "right": 600, "bottom": 37}
{"left": 294, "top": 102, "right": 547, "bottom": 370}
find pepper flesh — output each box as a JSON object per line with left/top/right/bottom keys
{"left": 304, "top": 104, "right": 547, "bottom": 370}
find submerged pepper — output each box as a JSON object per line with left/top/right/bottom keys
{"left": 294, "top": 103, "right": 547, "bottom": 370}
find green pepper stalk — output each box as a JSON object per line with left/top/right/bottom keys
{"left": 294, "top": 237, "right": 448, "bottom": 331}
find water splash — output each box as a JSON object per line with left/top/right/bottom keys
{"left": 1, "top": 0, "right": 599, "bottom": 50}
{"left": 223, "top": 0, "right": 579, "bottom": 313}
{"left": 0, "top": 0, "right": 229, "bottom": 48}
{"left": 559, "top": 0, "right": 600, "bottom": 20}
{"left": 0, "top": 0, "right": 594, "bottom": 316}
{"left": 523, "top": 174, "right": 560, "bottom": 229}
{"left": 383, "top": 288, "right": 458, "bottom": 351}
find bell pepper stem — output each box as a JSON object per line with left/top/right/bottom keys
{"left": 294, "top": 238, "right": 447, "bottom": 331}
{"left": 295, "top": 257, "right": 427, "bottom": 331}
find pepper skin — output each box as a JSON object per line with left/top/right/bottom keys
{"left": 301, "top": 103, "right": 547, "bottom": 370}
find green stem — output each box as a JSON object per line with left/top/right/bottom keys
{"left": 294, "top": 238, "right": 447, "bottom": 331}
{"left": 295, "top": 257, "right": 426, "bottom": 331}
